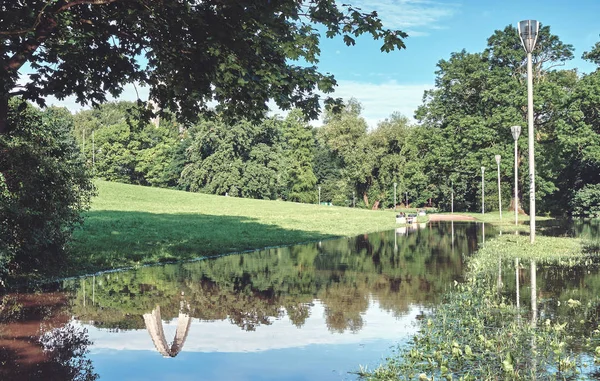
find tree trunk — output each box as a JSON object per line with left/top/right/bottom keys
{"left": 509, "top": 197, "right": 525, "bottom": 214}
{"left": 363, "top": 193, "right": 369, "bottom": 208}
{"left": 0, "top": 96, "right": 8, "bottom": 135}
{"left": 371, "top": 200, "right": 380, "bottom": 210}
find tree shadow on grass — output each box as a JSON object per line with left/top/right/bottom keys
{"left": 68, "top": 210, "right": 337, "bottom": 276}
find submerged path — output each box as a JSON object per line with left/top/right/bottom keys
{"left": 428, "top": 214, "right": 476, "bottom": 221}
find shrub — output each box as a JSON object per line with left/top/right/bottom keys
{"left": 0, "top": 99, "right": 95, "bottom": 277}
{"left": 571, "top": 184, "right": 600, "bottom": 217}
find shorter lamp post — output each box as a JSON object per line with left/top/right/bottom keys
{"left": 405, "top": 192, "right": 408, "bottom": 208}
{"left": 352, "top": 191, "right": 355, "bottom": 208}
{"left": 495, "top": 155, "right": 502, "bottom": 220}
{"left": 318, "top": 186, "right": 321, "bottom": 205}
{"left": 481, "top": 167, "right": 485, "bottom": 214}
{"left": 394, "top": 182, "right": 397, "bottom": 211}
{"left": 511, "top": 126, "right": 522, "bottom": 226}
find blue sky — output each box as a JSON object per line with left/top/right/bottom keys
{"left": 45, "top": 0, "right": 600, "bottom": 128}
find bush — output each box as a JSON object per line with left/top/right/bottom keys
{"left": 571, "top": 184, "right": 600, "bottom": 217}
{"left": 0, "top": 100, "right": 95, "bottom": 277}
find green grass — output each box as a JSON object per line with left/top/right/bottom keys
{"left": 69, "top": 180, "right": 404, "bottom": 275}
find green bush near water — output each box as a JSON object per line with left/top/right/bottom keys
{"left": 360, "top": 234, "right": 600, "bottom": 380}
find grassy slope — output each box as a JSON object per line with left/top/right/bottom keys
{"left": 69, "top": 180, "right": 403, "bottom": 275}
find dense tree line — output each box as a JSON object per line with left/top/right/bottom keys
{"left": 70, "top": 24, "right": 600, "bottom": 216}
{"left": 72, "top": 99, "right": 417, "bottom": 209}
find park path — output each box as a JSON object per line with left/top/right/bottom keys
{"left": 428, "top": 214, "right": 476, "bottom": 221}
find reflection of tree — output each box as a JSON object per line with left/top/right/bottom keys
{"left": 319, "top": 282, "right": 369, "bottom": 333}
{"left": 68, "top": 222, "right": 478, "bottom": 334}
{"left": 0, "top": 293, "right": 97, "bottom": 381}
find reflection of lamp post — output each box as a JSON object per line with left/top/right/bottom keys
{"left": 393, "top": 182, "right": 397, "bottom": 211}
{"left": 481, "top": 167, "right": 485, "bottom": 214}
{"left": 511, "top": 125, "right": 522, "bottom": 226}
{"left": 495, "top": 155, "right": 502, "bottom": 220}
{"left": 518, "top": 19, "right": 539, "bottom": 243}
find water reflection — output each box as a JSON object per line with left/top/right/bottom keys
{"left": 0, "top": 222, "right": 489, "bottom": 379}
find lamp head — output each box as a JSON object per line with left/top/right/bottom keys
{"left": 511, "top": 125, "right": 522, "bottom": 140}
{"left": 495, "top": 155, "right": 501, "bottom": 165}
{"left": 518, "top": 20, "right": 539, "bottom": 53}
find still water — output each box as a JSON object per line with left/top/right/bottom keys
{"left": 0, "top": 220, "right": 597, "bottom": 380}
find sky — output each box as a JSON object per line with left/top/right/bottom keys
{"left": 43, "top": 0, "right": 600, "bottom": 128}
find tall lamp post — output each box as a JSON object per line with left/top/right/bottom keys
{"left": 495, "top": 155, "right": 502, "bottom": 220}
{"left": 518, "top": 19, "right": 539, "bottom": 243}
{"left": 393, "top": 182, "right": 397, "bottom": 211}
{"left": 481, "top": 166, "right": 485, "bottom": 214}
{"left": 511, "top": 125, "right": 522, "bottom": 226}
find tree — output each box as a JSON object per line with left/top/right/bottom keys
{"left": 2, "top": 0, "right": 407, "bottom": 134}
{"left": 180, "top": 117, "right": 285, "bottom": 199}
{"left": 282, "top": 110, "right": 317, "bottom": 203}
{"left": 413, "top": 24, "right": 578, "bottom": 213}
{"left": 319, "top": 99, "right": 374, "bottom": 206}
{"left": 0, "top": 99, "right": 94, "bottom": 275}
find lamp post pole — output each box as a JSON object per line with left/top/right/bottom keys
{"left": 352, "top": 191, "right": 355, "bottom": 208}
{"left": 511, "top": 126, "right": 522, "bottom": 226}
{"left": 405, "top": 192, "right": 408, "bottom": 208}
{"left": 495, "top": 155, "right": 502, "bottom": 220}
{"left": 394, "top": 183, "right": 397, "bottom": 211}
{"left": 451, "top": 180, "right": 454, "bottom": 214}
{"left": 481, "top": 167, "right": 485, "bottom": 214}
{"left": 518, "top": 20, "right": 539, "bottom": 243}
{"left": 318, "top": 186, "right": 321, "bottom": 205}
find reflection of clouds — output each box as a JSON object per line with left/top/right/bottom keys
{"left": 84, "top": 300, "right": 421, "bottom": 354}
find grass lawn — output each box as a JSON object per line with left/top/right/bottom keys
{"left": 69, "top": 180, "right": 405, "bottom": 275}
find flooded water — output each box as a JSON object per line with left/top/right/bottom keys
{"left": 1, "top": 220, "right": 598, "bottom": 380}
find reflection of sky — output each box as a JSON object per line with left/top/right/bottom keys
{"left": 81, "top": 300, "right": 424, "bottom": 380}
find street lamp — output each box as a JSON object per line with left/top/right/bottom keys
{"left": 393, "top": 182, "right": 397, "bottom": 211}
{"left": 481, "top": 166, "right": 485, "bottom": 214}
{"left": 518, "top": 19, "right": 539, "bottom": 243}
{"left": 495, "top": 155, "right": 502, "bottom": 220}
{"left": 352, "top": 191, "right": 355, "bottom": 207}
{"left": 511, "top": 125, "right": 522, "bottom": 226}
{"left": 405, "top": 192, "right": 408, "bottom": 208}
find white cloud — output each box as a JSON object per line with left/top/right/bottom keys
{"left": 83, "top": 300, "right": 421, "bottom": 353}
{"left": 269, "top": 80, "right": 432, "bottom": 129}
{"left": 352, "top": 0, "right": 459, "bottom": 36}
{"left": 330, "top": 80, "right": 432, "bottom": 127}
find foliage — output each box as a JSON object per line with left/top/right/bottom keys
{"left": 412, "top": 24, "right": 600, "bottom": 215}
{"left": 1, "top": 0, "right": 407, "bottom": 134}
{"left": 361, "top": 277, "right": 600, "bottom": 380}
{"left": 283, "top": 110, "right": 318, "bottom": 203}
{"left": 180, "top": 116, "right": 286, "bottom": 198}
{"left": 361, "top": 231, "right": 600, "bottom": 380}
{"left": 0, "top": 99, "right": 94, "bottom": 276}
{"left": 571, "top": 184, "right": 600, "bottom": 218}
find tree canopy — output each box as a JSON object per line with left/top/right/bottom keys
{"left": 1, "top": 0, "right": 408, "bottom": 133}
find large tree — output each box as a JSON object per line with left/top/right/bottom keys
{"left": 414, "top": 24, "right": 577, "bottom": 213}
{"left": 1, "top": 0, "right": 407, "bottom": 133}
